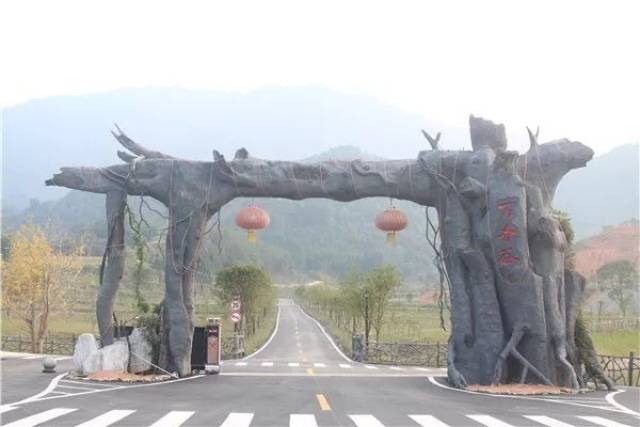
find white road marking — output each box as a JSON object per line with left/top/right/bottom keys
{"left": 75, "top": 409, "right": 136, "bottom": 427}
{"left": 389, "top": 366, "right": 404, "bottom": 371}
{"left": 261, "top": 362, "right": 274, "bottom": 367}
{"left": 242, "top": 304, "right": 281, "bottom": 360}
{"left": 414, "top": 367, "right": 431, "bottom": 371}
{"left": 22, "top": 355, "right": 44, "bottom": 360}
{"left": 313, "top": 363, "right": 326, "bottom": 368}
{"left": 234, "top": 362, "right": 248, "bottom": 366}
{"left": 349, "top": 414, "right": 386, "bottom": 427}
{"left": 288, "top": 362, "right": 300, "bottom": 367}
{"left": 523, "top": 415, "right": 576, "bottom": 427}
{"left": 59, "top": 379, "right": 119, "bottom": 388}
{"left": 0, "top": 406, "right": 17, "bottom": 414}
{"left": 220, "top": 412, "right": 254, "bottom": 427}
{"left": 409, "top": 414, "right": 451, "bottom": 427}
{"left": 56, "top": 384, "right": 100, "bottom": 391}
{"left": 467, "top": 415, "right": 515, "bottom": 427}
{"left": 290, "top": 414, "right": 318, "bottom": 427}
{"left": 605, "top": 390, "right": 640, "bottom": 417}
{"left": 339, "top": 363, "right": 352, "bottom": 369}
{"left": 296, "top": 304, "right": 353, "bottom": 362}
{"left": 3, "top": 407, "right": 77, "bottom": 427}
{"left": 148, "top": 410, "right": 195, "bottom": 427}
{"left": 577, "top": 416, "right": 632, "bottom": 427}
{"left": 54, "top": 356, "right": 72, "bottom": 361}
{"left": 365, "top": 365, "right": 378, "bottom": 370}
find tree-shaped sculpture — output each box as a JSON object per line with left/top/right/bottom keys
{"left": 46, "top": 115, "right": 604, "bottom": 388}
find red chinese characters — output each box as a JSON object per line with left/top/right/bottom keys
{"left": 498, "top": 248, "right": 520, "bottom": 266}
{"left": 499, "top": 224, "right": 518, "bottom": 242}
{"left": 497, "top": 200, "right": 514, "bottom": 219}
{"left": 496, "top": 198, "right": 521, "bottom": 268}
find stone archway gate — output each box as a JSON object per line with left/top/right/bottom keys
{"left": 46, "top": 115, "right": 601, "bottom": 389}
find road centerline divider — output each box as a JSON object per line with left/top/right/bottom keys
{"left": 316, "top": 394, "right": 331, "bottom": 411}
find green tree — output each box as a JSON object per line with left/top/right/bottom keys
{"left": 596, "top": 260, "right": 639, "bottom": 318}
{"left": 367, "top": 266, "right": 402, "bottom": 343}
{"left": 215, "top": 265, "right": 275, "bottom": 335}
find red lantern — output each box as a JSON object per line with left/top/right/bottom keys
{"left": 235, "top": 206, "right": 270, "bottom": 243}
{"left": 375, "top": 206, "right": 408, "bottom": 245}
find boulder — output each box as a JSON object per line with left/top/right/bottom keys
{"left": 128, "top": 328, "right": 152, "bottom": 374}
{"left": 100, "top": 340, "right": 129, "bottom": 372}
{"left": 73, "top": 333, "right": 101, "bottom": 375}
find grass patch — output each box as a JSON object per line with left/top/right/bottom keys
{"left": 592, "top": 330, "right": 640, "bottom": 356}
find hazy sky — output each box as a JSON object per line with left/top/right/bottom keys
{"left": 2, "top": 0, "right": 638, "bottom": 154}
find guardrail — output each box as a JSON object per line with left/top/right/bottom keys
{"left": 367, "top": 342, "right": 447, "bottom": 367}
{"left": 598, "top": 352, "right": 639, "bottom": 387}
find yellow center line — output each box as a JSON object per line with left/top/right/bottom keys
{"left": 316, "top": 394, "right": 331, "bottom": 411}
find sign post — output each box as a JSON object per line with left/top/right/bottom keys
{"left": 204, "top": 317, "right": 221, "bottom": 374}
{"left": 230, "top": 296, "right": 245, "bottom": 357}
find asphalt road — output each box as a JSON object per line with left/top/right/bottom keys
{"left": 1, "top": 299, "right": 638, "bottom": 427}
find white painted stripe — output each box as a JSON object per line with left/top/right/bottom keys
{"left": 0, "top": 406, "right": 17, "bottom": 414}
{"left": 389, "top": 366, "right": 404, "bottom": 371}
{"left": 364, "top": 365, "right": 378, "bottom": 370}
{"left": 54, "top": 356, "right": 72, "bottom": 361}
{"left": 59, "top": 379, "right": 118, "bottom": 388}
{"left": 414, "top": 367, "right": 430, "bottom": 372}
{"left": 349, "top": 414, "right": 385, "bottom": 427}
{"left": 313, "top": 363, "right": 326, "bottom": 368}
{"left": 3, "top": 408, "right": 77, "bottom": 427}
{"left": 577, "top": 416, "right": 632, "bottom": 427}
{"left": 23, "top": 355, "right": 44, "bottom": 360}
{"left": 339, "top": 363, "right": 352, "bottom": 369}
{"left": 9, "top": 372, "right": 68, "bottom": 405}
{"left": 606, "top": 390, "right": 640, "bottom": 417}
{"left": 467, "top": 415, "right": 515, "bottom": 427}
{"left": 148, "top": 411, "right": 195, "bottom": 427}
{"left": 523, "top": 416, "right": 576, "bottom": 427}
{"left": 243, "top": 303, "right": 280, "bottom": 360}
{"left": 234, "top": 362, "right": 248, "bottom": 366}
{"left": 296, "top": 304, "right": 353, "bottom": 362}
{"left": 76, "top": 410, "right": 136, "bottom": 427}
{"left": 288, "top": 362, "right": 300, "bottom": 367}
{"left": 261, "top": 362, "right": 274, "bottom": 367}
{"left": 220, "top": 412, "right": 254, "bottom": 427}
{"left": 523, "top": 415, "right": 575, "bottom": 427}
{"left": 409, "top": 415, "right": 451, "bottom": 427}
{"left": 56, "top": 384, "right": 99, "bottom": 391}
{"left": 290, "top": 414, "right": 318, "bottom": 427}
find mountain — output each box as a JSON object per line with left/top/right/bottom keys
{"left": 574, "top": 220, "right": 640, "bottom": 278}
{"left": 555, "top": 143, "right": 639, "bottom": 239}
{"left": 2, "top": 86, "right": 468, "bottom": 209}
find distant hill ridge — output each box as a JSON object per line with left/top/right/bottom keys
{"left": 574, "top": 220, "right": 640, "bottom": 278}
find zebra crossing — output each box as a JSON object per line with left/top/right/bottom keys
{"left": 0, "top": 408, "right": 635, "bottom": 427}
{"left": 222, "top": 360, "right": 439, "bottom": 372}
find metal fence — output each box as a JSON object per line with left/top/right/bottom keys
{"left": 367, "top": 342, "right": 447, "bottom": 367}
{"left": 1, "top": 335, "right": 78, "bottom": 355}
{"left": 598, "top": 352, "right": 639, "bottom": 386}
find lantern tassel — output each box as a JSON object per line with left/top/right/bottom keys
{"left": 247, "top": 230, "right": 257, "bottom": 243}
{"left": 386, "top": 231, "right": 396, "bottom": 245}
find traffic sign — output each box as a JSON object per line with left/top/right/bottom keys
{"left": 230, "top": 299, "right": 241, "bottom": 311}
{"left": 231, "top": 312, "right": 242, "bottom": 323}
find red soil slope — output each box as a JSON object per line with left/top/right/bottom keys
{"left": 574, "top": 221, "right": 640, "bottom": 278}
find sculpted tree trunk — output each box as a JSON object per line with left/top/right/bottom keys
{"left": 47, "top": 116, "right": 600, "bottom": 386}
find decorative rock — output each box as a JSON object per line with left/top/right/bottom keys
{"left": 101, "top": 340, "right": 129, "bottom": 372}
{"left": 73, "top": 333, "right": 100, "bottom": 375}
{"left": 128, "top": 328, "right": 152, "bottom": 374}
{"left": 42, "top": 358, "right": 57, "bottom": 373}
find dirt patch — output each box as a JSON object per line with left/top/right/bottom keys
{"left": 466, "top": 383, "right": 572, "bottom": 395}
{"left": 68, "top": 371, "right": 173, "bottom": 383}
